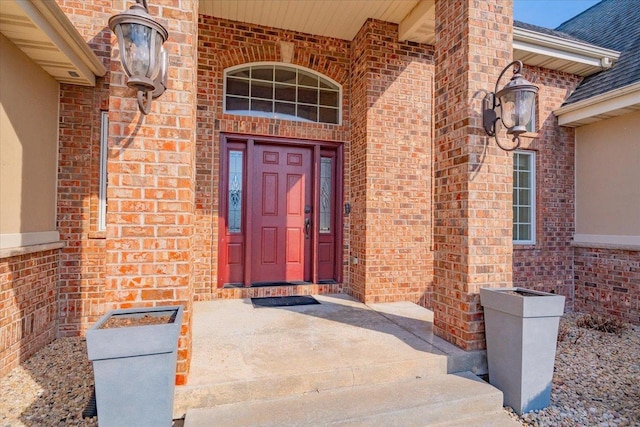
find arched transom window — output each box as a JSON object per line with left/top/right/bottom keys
{"left": 224, "top": 63, "right": 341, "bottom": 124}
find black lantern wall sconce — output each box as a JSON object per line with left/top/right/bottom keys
{"left": 109, "top": 0, "right": 168, "bottom": 115}
{"left": 483, "top": 60, "right": 539, "bottom": 151}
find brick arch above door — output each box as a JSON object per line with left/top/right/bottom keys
{"left": 215, "top": 45, "right": 349, "bottom": 86}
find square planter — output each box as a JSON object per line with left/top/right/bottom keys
{"left": 86, "top": 305, "right": 183, "bottom": 427}
{"left": 480, "top": 287, "right": 565, "bottom": 415}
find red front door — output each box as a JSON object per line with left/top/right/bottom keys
{"left": 251, "top": 144, "right": 312, "bottom": 283}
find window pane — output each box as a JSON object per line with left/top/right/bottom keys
{"left": 251, "top": 65, "right": 273, "bottom": 81}
{"left": 319, "top": 78, "right": 337, "bottom": 90}
{"left": 298, "top": 70, "right": 318, "bottom": 87}
{"left": 518, "top": 224, "right": 531, "bottom": 241}
{"left": 515, "top": 153, "right": 529, "bottom": 170}
{"left": 227, "top": 77, "right": 249, "bottom": 97}
{"left": 275, "top": 68, "right": 296, "bottom": 84}
{"left": 319, "top": 90, "right": 338, "bottom": 106}
{"left": 275, "top": 84, "right": 296, "bottom": 102}
{"left": 320, "top": 157, "right": 333, "bottom": 233}
{"left": 228, "top": 151, "right": 243, "bottom": 233}
{"left": 275, "top": 102, "right": 296, "bottom": 118}
{"left": 517, "top": 171, "right": 530, "bottom": 187}
{"left": 226, "top": 96, "right": 249, "bottom": 111}
{"left": 297, "top": 104, "right": 317, "bottom": 122}
{"left": 251, "top": 99, "right": 273, "bottom": 113}
{"left": 229, "top": 68, "right": 250, "bottom": 78}
{"left": 251, "top": 80, "right": 273, "bottom": 99}
{"left": 319, "top": 107, "right": 339, "bottom": 124}
{"left": 298, "top": 87, "right": 318, "bottom": 104}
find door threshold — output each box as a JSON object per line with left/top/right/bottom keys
{"left": 223, "top": 281, "right": 312, "bottom": 289}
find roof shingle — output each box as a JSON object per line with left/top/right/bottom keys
{"left": 555, "top": 0, "right": 640, "bottom": 104}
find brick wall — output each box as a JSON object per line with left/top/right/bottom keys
{"left": 432, "top": 0, "right": 514, "bottom": 350}
{"left": 55, "top": 0, "right": 111, "bottom": 336}
{"left": 349, "top": 20, "right": 434, "bottom": 305}
{"left": 512, "top": 66, "right": 581, "bottom": 307}
{"left": 195, "top": 16, "right": 351, "bottom": 298}
{"left": 104, "top": 0, "right": 199, "bottom": 384}
{"left": 0, "top": 251, "right": 59, "bottom": 377}
{"left": 574, "top": 247, "right": 640, "bottom": 324}
{"left": 194, "top": 16, "right": 434, "bottom": 305}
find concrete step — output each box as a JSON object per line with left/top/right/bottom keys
{"left": 434, "top": 412, "right": 521, "bottom": 427}
{"left": 174, "top": 355, "right": 447, "bottom": 416}
{"left": 183, "top": 371, "right": 520, "bottom": 427}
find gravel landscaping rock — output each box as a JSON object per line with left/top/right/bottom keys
{"left": 1, "top": 313, "right": 638, "bottom": 426}
{"left": 0, "top": 338, "right": 96, "bottom": 427}
{"left": 505, "top": 314, "right": 640, "bottom": 426}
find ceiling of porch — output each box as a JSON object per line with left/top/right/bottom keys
{"left": 198, "top": 0, "right": 436, "bottom": 44}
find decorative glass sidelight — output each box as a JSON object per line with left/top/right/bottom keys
{"left": 320, "top": 157, "right": 332, "bottom": 233}
{"left": 228, "top": 151, "right": 243, "bottom": 233}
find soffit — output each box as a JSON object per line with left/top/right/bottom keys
{"left": 198, "top": 0, "right": 435, "bottom": 44}
{"left": 554, "top": 82, "right": 640, "bottom": 127}
{"left": 513, "top": 27, "right": 620, "bottom": 77}
{"left": 0, "top": 0, "right": 106, "bottom": 87}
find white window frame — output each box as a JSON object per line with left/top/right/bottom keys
{"left": 223, "top": 62, "right": 342, "bottom": 125}
{"left": 98, "top": 112, "right": 108, "bottom": 232}
{"left": 513, "top": 150, "right": 536, "bottom": 245}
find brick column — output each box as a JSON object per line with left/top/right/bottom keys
{"left": 105, "top": 0, "right": 198, "bottom": 385}
{"left": 349, "top": 20, "right": 433, "bottom": 304}
{"left": 432, "top": 0, "right": 514, "bottom": 350}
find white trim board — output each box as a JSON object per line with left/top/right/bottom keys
{"left": 0, "top": 231, "right": 61, "bottom": 250}
{"left": 573, "top": 234, "right": 640, "bottom": 247}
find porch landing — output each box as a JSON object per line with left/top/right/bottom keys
{"left": 175, "top": 294, "right": 515, "bottom": 425}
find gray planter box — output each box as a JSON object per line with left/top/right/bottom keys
{"left": 480, "top": 287, "right": 565, "bottom": 415}
{"left": 86, "top": 305, "right": 183, "bottom": 427}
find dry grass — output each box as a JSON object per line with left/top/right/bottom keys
{"left": 575, "top": 313, "right": 628, "bottom": 335}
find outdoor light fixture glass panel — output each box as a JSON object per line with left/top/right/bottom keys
{"left": 483, "top": 60, "right": 539, "bottom": 151}
{"left": 109, "top": 0, "right": 168, "bottom": 114}
{"left": 499, "top": 91, "right": 535, "bottom": 133}
{"left": 120, "top": 23, "right": 163, "bottom": 87}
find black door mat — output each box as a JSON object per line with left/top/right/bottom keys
{"left": 251, "top": 295, "right": 320, "bottom": 308}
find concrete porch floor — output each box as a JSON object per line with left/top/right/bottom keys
{"left": 174, "top": 294, "right": 488, "bottom": 418}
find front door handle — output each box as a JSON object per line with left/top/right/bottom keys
{"left": 304, "top": 218, "right": 311, "bottom": 239}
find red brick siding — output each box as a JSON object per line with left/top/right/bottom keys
{"left": 432, "top": 0, "right": 514, "bottom": 350}
{"left": 54, "top": 0, "right": 111, "bottom": 62}
{"left": 104, "top": 1, "right": 199, "bottom": 385}
{"left": 57, "top": 82, "right": 110, "bottom": 336}
{"left": 55, "top": 0, "right": 112, "bottom": 336}
{"left": 513, "top": 66, "right": 582, "bottom": 308}
{"left": 349, "top": 20, "right": 434, "bottom": 305}
{"left": 574, "top": 247, "right": 640, "bottom": 324}
{"left": 195, "top": 16, "right": 351, "bottom": 298}
{"left": 0, "top": 251, "right": 59, "bottom": 377}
